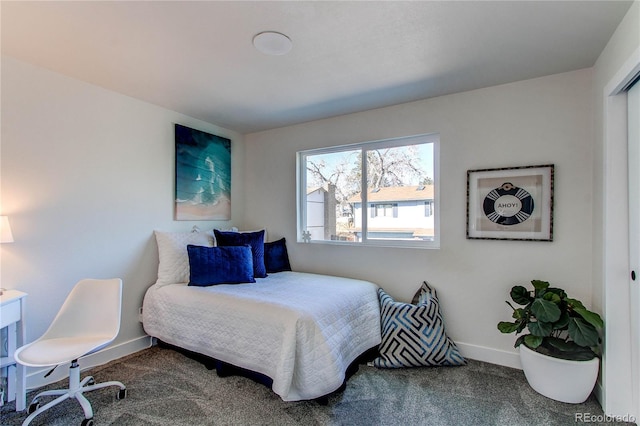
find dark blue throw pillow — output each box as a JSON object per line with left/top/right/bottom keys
{"left": 187, "top": 245, "right": 255, "bottom": 286}
{"left": 264, "top": 238, "right": 292, "bottom": 273}
{"left": 214, "top": 229, "right": 267, "bottom": 278}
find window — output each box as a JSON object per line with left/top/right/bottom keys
{"left": 297, "top": 133, "right": 439, "bottom": 248}
{"left": 373, "top": 203, "right": 398, "bottom": 218}
{"left": 424, "top": 200, "right": 434, "bottom": 217}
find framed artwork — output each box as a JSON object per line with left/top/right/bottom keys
{"left": 175, "top": 124, "right": 231, "bottom": 220}
{"left": 466, "top": 164, "right": 554, "bottom": 241}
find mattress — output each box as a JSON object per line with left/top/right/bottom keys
{"left": 142, "top": 271, "right": 381, "bottom": 401}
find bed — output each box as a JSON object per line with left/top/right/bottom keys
{"left": 142, "top": 261, "right": 382, "bottom": 401}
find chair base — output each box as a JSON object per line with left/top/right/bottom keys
{"left": 22, "top": 360, "right": 126, "bottom": 426}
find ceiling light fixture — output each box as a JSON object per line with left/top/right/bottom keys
{"left": 253, "top": 31, "right": 292, "bottom": 56}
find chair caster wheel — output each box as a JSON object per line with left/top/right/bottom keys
{"left": 81, "top": 418, "right": 94, "bottom": 426}
{"left": 87, "top": 378, "right": 95, "bottom": 386}
{"left": 116, "top": 388, "right": 127, "bottom": 400}
{"left": 27, "top": 402, "right": 40, "bottom": 414}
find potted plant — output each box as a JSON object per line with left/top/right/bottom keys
{"left": 497, "top": 279, "right": 604, "bottom": 403}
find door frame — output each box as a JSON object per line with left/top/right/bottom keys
{"left": 628, "top": 78, "right": 640, "bottom": 425}
{"left": 602, "top": 45, "right": 640, "bottom": 418}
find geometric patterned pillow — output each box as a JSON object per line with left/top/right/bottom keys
{"left": 372, "top": 282, "right": 466, "bottom": 368}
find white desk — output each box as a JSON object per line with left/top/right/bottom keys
{"left": 0, "top": 290, "right": 27, "bottom": 411}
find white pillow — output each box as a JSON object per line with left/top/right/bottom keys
{"left": 154, "top": 230, "right": 214, "bottom": 286}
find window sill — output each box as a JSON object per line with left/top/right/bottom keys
{"left": 296, "top": 239, "right": 440, "bottom": 250}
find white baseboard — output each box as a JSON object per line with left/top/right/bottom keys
{"left": 456, "top": 341, "right": 522, "bottom": 370}
{"left": 25, "top": 335, "right": 152, "bottom": 391}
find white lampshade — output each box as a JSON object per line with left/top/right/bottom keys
{"left": 1, "top": 216, "right": 15, "bottom": 243}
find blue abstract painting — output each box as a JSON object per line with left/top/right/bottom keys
{"left": 175, "top": 124, "right": 231, "bottom": 220}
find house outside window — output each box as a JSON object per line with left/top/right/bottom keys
{"left": 351, "top": 186, "right": 434, "bottom": 241}
{"left": 297, "top": 133, "right": 439, "bottom": 248}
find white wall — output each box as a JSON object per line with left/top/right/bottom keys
{"left": 1, "top": 56, "right": 245, "bottom": 354}
{"left": 592, "top": 0, "right": 640, "bottom": 416}
{"left": 244, "top": 68, "right": 594, "bottom": 367}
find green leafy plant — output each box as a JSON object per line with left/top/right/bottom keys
{"left": 497, "top": 280, "right": 604, "bottom": 361}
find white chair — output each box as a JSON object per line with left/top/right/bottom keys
{"left": 14, "top": 278, "right": 127, "bottom": 426}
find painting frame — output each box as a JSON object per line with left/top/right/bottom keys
{"left": 174, "top": 124, "right": 231, "bottom": 221}
{"left": 466, "top": 164, "right": 554, "bottom": 241}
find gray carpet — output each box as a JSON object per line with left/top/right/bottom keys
{"left": 0, "top": 346, "right": 627, "bottom": 426}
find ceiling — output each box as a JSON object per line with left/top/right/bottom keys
{"left": 1, "top": 1, "right": 634, "bottom": 134}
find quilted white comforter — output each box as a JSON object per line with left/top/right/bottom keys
{"left": 142, "top": 271, "right": 381, "bottom": 401}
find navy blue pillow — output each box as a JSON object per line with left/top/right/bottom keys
{"left": 214, "top": 229, "right": 267, "bottom": 278}
{"left": 264, "top": 238, "right": 291, "bottom": 273}
{"left": 187, "top": 245, "right": 255, "bottom": 286}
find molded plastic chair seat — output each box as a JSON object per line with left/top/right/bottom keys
{"left": 14, "top": 278, "right": 127, "bottom": 426}
{"left": 15, "top": 335, "right": 114, "bottom": 367}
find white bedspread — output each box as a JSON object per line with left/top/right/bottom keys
{"left": 142, "top": 271, "right": 381, "bottom": 401}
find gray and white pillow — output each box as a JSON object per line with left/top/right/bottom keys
{"left": 373, "top": 281, "right": 466, "bottom": 368}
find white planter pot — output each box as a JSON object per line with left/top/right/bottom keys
{"left": 519, "top": 344, "right": 599, "bottom": 404}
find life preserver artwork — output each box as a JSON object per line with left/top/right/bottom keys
{"left": 466, "top": 165, "right": 553, "bottom": 241}
{"left": 482, "top": 182, "right": 534, "bottom": 225}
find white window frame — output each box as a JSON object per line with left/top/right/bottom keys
{"left": 296, "top": 133, "right": 440, "bottom": 249}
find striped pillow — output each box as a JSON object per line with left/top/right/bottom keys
{"left": 373, "top": 282, "right": 466, "bottom": 368}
